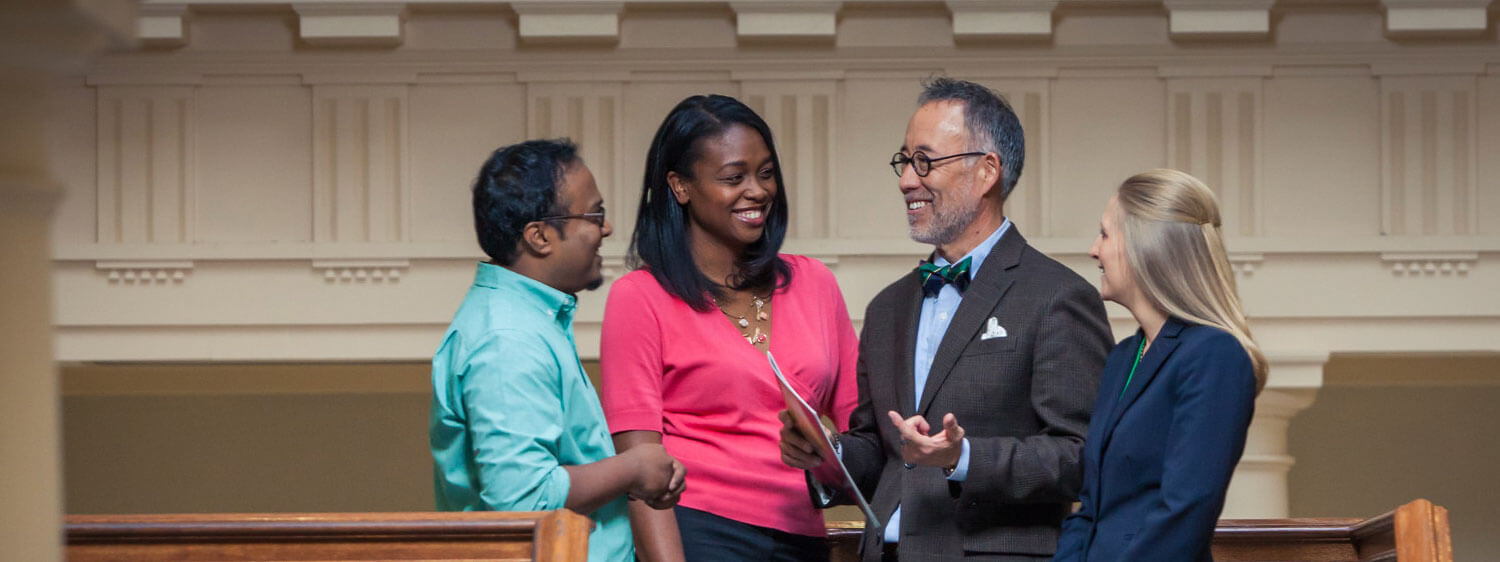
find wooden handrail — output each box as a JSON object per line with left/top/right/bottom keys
{"left": 66, "top": 510, "right": 592, "bottom": 561}
{"left": 1214, "top": 499, "right": 1451, "bottom": 562}
{"left": 65, "top": 499, "right": 1450, "bottom": 562}
{"left": 826, "top": 499, "right": 1451, "bottom": 562}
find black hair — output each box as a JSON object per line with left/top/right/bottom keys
{"left": 628, "top": 95, "right": 791, "bottom": 311}
{"left": 918, "top": 77, "right": 1026, "bottom": 200}
{"left": 472, "top": 139, "right": 579, "bottom": 265}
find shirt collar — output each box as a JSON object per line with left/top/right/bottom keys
{"left": 933, "top": 217, "right": 1012, "bottom": 278}
{"left": 472, "top": 261, "right": 577, "bottom": 325}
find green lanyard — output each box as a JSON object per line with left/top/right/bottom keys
{"left": 1120, "top": 338, "right": 1146, "bottom": 399}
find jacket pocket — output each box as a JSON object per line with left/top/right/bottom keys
{"left": 964, "top": 333, "right": 1017, "bottom": 355}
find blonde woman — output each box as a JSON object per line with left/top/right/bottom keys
{"left": 1054, "top": 169, "right": 1266, "bottom": 562}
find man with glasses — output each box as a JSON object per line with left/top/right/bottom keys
{"left": 430, "top": 139, "right": 685, "bottom": 562}
{"left": 780, "top": 78, "right": 1112, "bottom": 561}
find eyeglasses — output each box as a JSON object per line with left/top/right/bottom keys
{"left": 536, "top": 209, "right": 607, "bottom": 227}
{"left": 890, "top": 151, "right": 988, "bottom": 177}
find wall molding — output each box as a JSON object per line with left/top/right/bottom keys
{"left": 85, "top": 46, "right": 1500, "bottom": 79}
{"left": 311, "top": 259, "right": 410, "bottom": 283}
{"left": 50, "top": 237, "right": 1500, "bottom": 262}
{"left": 96, "top": 260, "right": 194, "bottom": 284}
{"left": 1381, "top": 252, "right": 1478, "bottom": 276}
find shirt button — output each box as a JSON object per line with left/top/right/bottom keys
{"left": 938, "top": 312, "right": 948, "bottom": 320}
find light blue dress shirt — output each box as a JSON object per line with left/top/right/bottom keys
{"left": 885, "top": 219, "right": 1012, "bottom": 543}
{"left": 430, "top": 262, "right": 632, "bottom": 562}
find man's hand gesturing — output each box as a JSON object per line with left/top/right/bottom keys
{"left": 887, "top": 411, "right": 965, "bottom": 470}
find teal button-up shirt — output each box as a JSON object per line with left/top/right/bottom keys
{"left": 430, "top": 262, "right": 631, "bottom": 562}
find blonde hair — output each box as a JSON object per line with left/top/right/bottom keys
{"left": 1115, "top": 169, "right": 1267, "bottom": 392}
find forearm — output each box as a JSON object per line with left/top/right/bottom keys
{"left": 837, "top": 423, "right": 885, "bottom": 494}
{"left": 628, "top": 500, "right": 685, "bottom": 562}
{"left": 561, "top": 455, "right": 637, "bottom": 515}
{"left": 612, "top": 431, "right": 683, "bottom": 560}
{"left": 960, "top": 434, "right": 1085, "bottom": 503}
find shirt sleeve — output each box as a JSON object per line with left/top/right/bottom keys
{"left": 946, "top": 438, "right": 972, "bottom": 481}
{"left": 600, "top": 274, "right": 667, "bottom": 434}
{"left": 461, "top": 330, "right": 573, "bottom": 511}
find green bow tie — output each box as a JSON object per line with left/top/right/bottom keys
{"left": 916, "top": 257, "right": 971, "bottom": 296}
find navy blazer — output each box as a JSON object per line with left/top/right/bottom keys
{"left": 1053, "top": 317, "right": 1257, "bottom": 562}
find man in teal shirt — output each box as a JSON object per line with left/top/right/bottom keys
{"left": 430, "top": 139, "right": 685, "bottom": 562}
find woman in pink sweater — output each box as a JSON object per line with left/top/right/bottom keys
{"left": 601, "top": 94, "right": 858, "bottom": 562}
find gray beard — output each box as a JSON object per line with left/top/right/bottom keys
{"left": 909, "top": 203, "right": 978, "bottom": 247}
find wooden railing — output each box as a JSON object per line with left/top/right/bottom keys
{"left": 828, "top": 499, "right": 1452, "bottom": 562}
{"left": 65, "top": 510, "right": 591, "bottom": 561}
{"left": 65, "top": 499, "right": 1449, "bottom": 561}
{"left": 1214, "top": 499, "right": 1452, "bottom": 562}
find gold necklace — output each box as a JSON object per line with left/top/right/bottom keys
{"left": 715, "top": 292, "right": 769, "bottom": 345}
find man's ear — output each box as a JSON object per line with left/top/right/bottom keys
{"left": 667, "top": 172, "right": 691, "bottom": 205}
{"left": 520, "top": 221, "right": 554, "bottom": 258}
{"left": 978, "top": 152, "right": 1003, "bottom": 197}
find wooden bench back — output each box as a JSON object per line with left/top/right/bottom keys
{"left": 66, "top": 499, "right": 1451, "bottom": 562}
{"left": 1214, "top": 498, "right": 1452, "bottom": 562}
{"left": 66, "top": 510, "right": 591, "bottom": 561}
{"left": 829, "top": 499, "right": 1451, "bottom": 562}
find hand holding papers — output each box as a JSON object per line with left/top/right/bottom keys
{"left": 768, "top": 351, "right": 880, "bottom": 527}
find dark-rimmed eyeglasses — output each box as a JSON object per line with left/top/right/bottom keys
{"left": 536, "top": 209, "right": 607, "bottom": 227}
{"left": 890, "top": 151, "right": 987, "bottom": 177}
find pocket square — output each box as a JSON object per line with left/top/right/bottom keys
{"left": 981, "top": 317, "right": 1008, "bottom": 340}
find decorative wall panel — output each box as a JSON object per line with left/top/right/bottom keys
{"left": 1380, "top": 75, "right": 1480, "bottom": 236}
{"left": 740, "top": 77, "right": 838, "bottom": 239}
{"left": 1047, "top": 74, "right": 1167, "bottom": 238}
{"left": 407, "top": 79, "right": 526, "bottom": 243}
{"left": 311, "top": 85, "right": 410, "bottom": 243}
{"left": 526, "top": 81, "right": 625, "bottom": 226}
{"left": 96, "top": 86, "right": 195, "bottom": 244}
{"left": 975, "top": 78, "right": 1051, "bottom": 236}
{"left": 49, "top": 2, "right": 1500, "bottom": 366}
{"left": 1166, "top": 77, "right": 1264, "bottom": 236}
{"left": 196, "top": 83, "right": 314, "bottom": 243}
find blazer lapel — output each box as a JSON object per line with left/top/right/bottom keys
{"left": 917, "top": 228, "right": 1024, "bottom": 416}
{"left": 1096, "top": 319, "right": 1187, "bottom": 454}
{"left": 892, "top": 273, "right": 923, "bottom": 418}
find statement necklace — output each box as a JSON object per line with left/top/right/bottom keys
{"left": 715, "top": 292, "right": 770, "bottom": 345}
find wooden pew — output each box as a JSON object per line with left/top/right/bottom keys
{"left": 828, "top": 499, "right": 1451, "bottom": 562}
{"left": 1214, "top": 499, "right": 1452, "bottom": 562}
{"left": 66, "top": 510, "right": 591, "bottom": 561}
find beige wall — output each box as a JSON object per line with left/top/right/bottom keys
{"left": 49, "top": 0, "right": 1500, "bottom": 364}
{"left": 40, "top": 0, "right": 1500, "bottom": 557}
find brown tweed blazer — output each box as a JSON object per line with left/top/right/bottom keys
{"left": 824, "top": 226, "right": 1112, "bottom": 561}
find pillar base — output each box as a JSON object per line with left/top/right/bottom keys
{"left": 1222, "top": 354, "right": 1327, "bottom": 518}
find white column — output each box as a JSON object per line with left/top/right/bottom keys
{"left": 0, "top": 2, "right": 133, "bottom": 560}
{"left": 1221, "top": 353, "right": 1327, "bottom": 518}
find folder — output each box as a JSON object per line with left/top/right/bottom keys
{"left": 767, "top": 351, "right": 881, "bottom": 528}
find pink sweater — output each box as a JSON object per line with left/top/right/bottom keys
{"left": 600, "top": 254, "right": 859, "bottom": 537}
